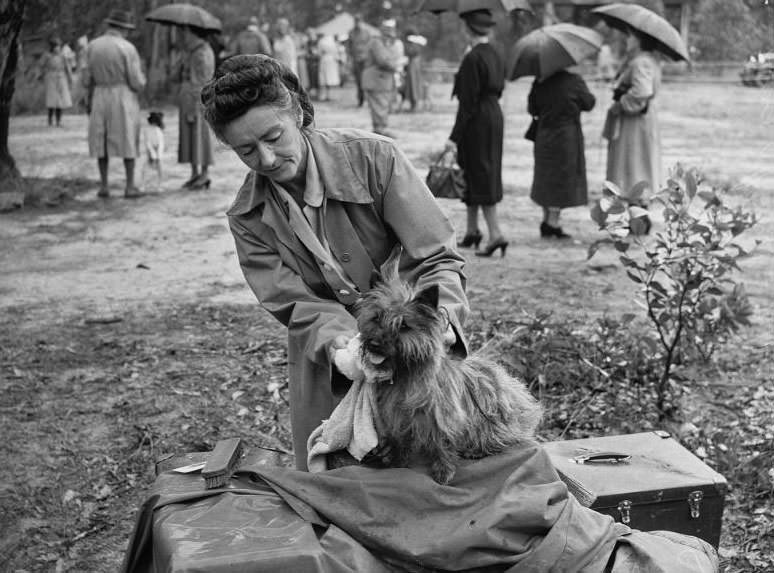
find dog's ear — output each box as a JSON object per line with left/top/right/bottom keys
{"left": 369, "top": 270, "right": 383, "bottom": 289}
{"left": 415, "top": 284, "right": 439, "bottom": 309}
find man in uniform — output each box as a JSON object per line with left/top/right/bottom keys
{"left": 82, "top": 9, "right": 146, "bottom": 198}
{"left": 347, "top": 13, "right": 371, "bottom": 107}
{"left": 361, "top": 19, "right": 400, "bottom": 138}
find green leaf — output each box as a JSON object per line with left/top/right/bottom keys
{"left": 685, "top": 171, "right": 697, "bottom": 199}
{"left": 629, "top": 205, "right": 650, "bottom": 219}
{"left": 590, "top": 201, "right": 608, "bottom": 226}
{"left": 697, "top": 190, "right": 721, "bottom": 208}
{"left": 629, "top": 217, "right": 649, "bottom": 236}
{"left": 626, "top": 270, "right": 643, "bottom": 283}
{"left": 614, "top": 241, "right": 631, "bottom": 253}
{"left": 619, "top": 255, "right": 636, "bottom": 268}
{"left": 628, "top": 181, "right": 650, "bottom": 203}
{"left": 603, "top": 180, "right": 623, "bottom": 197}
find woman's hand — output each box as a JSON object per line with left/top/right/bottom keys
{"left": 331, "top": 334, "right": 350, "bottom": 350}
{"left": 444, "top": 139, "right": 457, "bottom": 154}
{"left": 332, "top": 334, "right": 365, "bottom": 383}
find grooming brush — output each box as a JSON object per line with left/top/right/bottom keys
{"left": 202, "top": 438, "right": 243, "bottom": 489}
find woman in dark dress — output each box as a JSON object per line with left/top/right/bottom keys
{"left": 445, "top": 9, "right": 506, "bottom": 257}
{"left": 528, "top": 69, "right": 595, "bottom": 238}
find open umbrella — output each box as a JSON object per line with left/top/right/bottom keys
{"left": 592, "top": 3, "right": 688, "bottom": 62}
{"left": 146, "top": 3, "right": 222, "bottom": 32}
{"left": 508, "top": 23, "right": 603, "bottom": 81}
{"left": 416, "top": 0, "right": 533, "bottom": 15}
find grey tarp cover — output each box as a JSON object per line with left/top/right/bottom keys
{"left": 122, "top": 441, "right": 718, "bottom": 572}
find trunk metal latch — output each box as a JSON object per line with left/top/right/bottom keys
{"left": 688, "top": 490, "right": 703, "bottom": 519}
{"left": 617, "top": 499, "right": 632, "bottom": 524}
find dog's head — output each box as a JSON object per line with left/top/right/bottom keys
{"left": 355, "top": 281, "right": 445, "bottom": 378}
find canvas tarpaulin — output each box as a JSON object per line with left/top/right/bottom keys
{"left": 122, "top": 441, "right": 717, "bottom": 572}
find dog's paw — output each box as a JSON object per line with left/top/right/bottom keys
{"left": 430, "top": 460, "right": 456, "bottom": 485}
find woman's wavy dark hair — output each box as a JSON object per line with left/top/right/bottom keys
{"left": 200, "top": 54, "right": 314, "bottom": 139}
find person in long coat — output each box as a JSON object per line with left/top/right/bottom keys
{"left": 361, "top": 19, "right": 400, "bottom": 137}
{"left": 316, "top": 34, "right": 340, "bottom": 101}
{"left": 82, "top": 10, "right": 146, "bottom": 198}
{"left": 42, "top": 36, "right": 73, "bottom": 127}
{"left": 445, "top": 9, "right": 506, "bottom": 257}
{"left": 200, "top": 55, "right": 468, "bottom": 471}
{"left": 177, "top": 26, "right": 215, "bottom": 190}
{"left": 402, "top": 33, "right": 427, "bottom": 112}
{"left": 528, "top": 70, "right": 595, "bottom": 239}
{"left": 603, "top": 28, "right": 662, "bottom": 207}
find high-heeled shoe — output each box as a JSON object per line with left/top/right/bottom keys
{"left": 182, "top": 175, "right": 199, "bottom": 189}
{"left": 189, "top": 175, "right": 211, "bottom": 190}
{"left": 457, "top": 230, "right": 483, "bottom": 249}
{"left": 540, "top": 222, "right": 571, "bottom": 239}
{"left": 475, "top": 238, "right": 508, "bottom": 258}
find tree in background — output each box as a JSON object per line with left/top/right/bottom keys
{"left": 692, "top": 0, "right": 769, "bottom": 60}
{"left": 0, "top": 0, "right": 25, "bottom": 207}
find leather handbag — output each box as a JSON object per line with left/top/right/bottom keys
{"left": 524, "top": 116, "right": 538, "bottom": 141}
{"left": 425, "top": 150, "right": 466, "bottom": 200}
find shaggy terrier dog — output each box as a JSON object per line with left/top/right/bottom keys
{"left": 355, "top": 280, "right": 542, "bottom": 484}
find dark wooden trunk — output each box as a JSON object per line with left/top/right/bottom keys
{"left": 0, "top": 0, "right": 25, "bottom": 201}
{"left": 543, "top": 431, "right": 727, "bottom": 548}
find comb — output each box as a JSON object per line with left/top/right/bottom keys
{"left": 202, "top": 438, "right": 243, "bottom": 489}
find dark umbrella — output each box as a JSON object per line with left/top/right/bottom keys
{"left": 146, "top": 3, "right": 222, "bottom": 32}
{"left": 508, "top": 23, "right": 603, "bottom": 81}
{"left": 416, "top": 0, "right": 533, "bottom": 15}
{"left": 592, "top": 3, "right": 688, "bottom": 62}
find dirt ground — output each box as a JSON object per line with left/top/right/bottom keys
{"left": 1, "top": 81, "right": 773, "bottom": 571}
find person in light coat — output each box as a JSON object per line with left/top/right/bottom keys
{"left": 603, "top": 26, "right": 663, "bottom": 221}
{"left": 361, "top": 19, "right": 400, "bottom": 137}
{"left": 176, "top": 26, "right": 215, "bottom": 190}
{"left": 42, "top": 36, "right": 73, "bottom": 127}
{"left": 82, "top": 10, "right": 146, "bottom": 198}
{"left": 200, "top": 55, "right": 469, "bottom": 470}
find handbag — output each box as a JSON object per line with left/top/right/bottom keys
{"left": 524, "top": 116, "right": 538, "bottom": 142}
{"left": 425, "top": 150, "right": 466, "bottom": 200}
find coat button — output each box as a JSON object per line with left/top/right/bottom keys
{"left": 323, "top": 264, "right": 332, "bottom": 271}
{"left": 341, "top": 253, "right": 351, "bottom": 263}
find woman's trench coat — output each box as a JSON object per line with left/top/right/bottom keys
{"left": 227, "top": 128, "right": 469, "bottom": 469}
{"left": 528, "top": 70, "right": 595, "bottom": 209}
{"left": 177, "top": 39, "right": 215, "bottom": 166}
{"left": 43, "top": 50, "right": 73, "bottom": 109}
{"left": 603, "top": 51, "right": 662, "bottom": 198}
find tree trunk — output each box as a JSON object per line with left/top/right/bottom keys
{"left": 0, "top": 0, "right": 25, "bottom": 208}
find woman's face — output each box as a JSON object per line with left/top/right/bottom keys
{"left": 221, "top": 104, "right": 307, "bottom": 184}
{"left": 626, "top": 31, "right": 641, "bottom": 53}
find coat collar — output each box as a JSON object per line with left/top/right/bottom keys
{"left": 226, "top": 128, "right": 374, "bottom": 216}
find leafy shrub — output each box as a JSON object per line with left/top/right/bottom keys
{"left": 588, "top": 166, "right": 757, "bottom": 417}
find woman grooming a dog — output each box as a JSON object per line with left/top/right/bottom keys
{"left": 200, "top": 55, "right": 469, "bottom": 470}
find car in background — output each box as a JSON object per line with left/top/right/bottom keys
{"left": 741, "top": 52, "right": 774, "bottom": 86}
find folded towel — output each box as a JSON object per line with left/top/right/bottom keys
{"left": 307, "top": 336, "right": 382, "bottom": 472}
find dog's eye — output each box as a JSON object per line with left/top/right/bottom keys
{"left": 399, "top": 319, "right": 410, "bottom": 331}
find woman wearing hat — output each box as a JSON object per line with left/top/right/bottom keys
{"left": 42, "top": 36, "right": 73, "bottom": 127}
{"left": 445, "top": 10, "right": 507, "bottom": 257}
{"left": 176, "top": 26, "right": 216, "bottom": 190}
{"left": 603, "top": 26, "right": 663, "bottom": 233}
